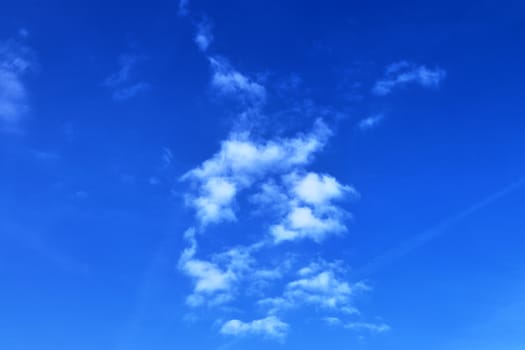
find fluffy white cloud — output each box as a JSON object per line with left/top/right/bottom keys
{"left": 292, "top": 172, "right": 354, "bottom": 205}
{"left": 209, "top": 56, "right": 266, "bottom": 104}
{"left": 268, "top": 172, "right": 357, "bottom": 243}
{"left": 190, "top": 176, "right": 237, "bottom": 224}
{"left": 178, "top": 228, "right": 251, "bottom": 306}
{"left": 220, "top": 316, "right": 289, "bottom": 339}
{"left": 181, "top": 120, "right": 331, "bottom": 225}
{"left": 373, "top": 61, "right": 446, "bottom": 95}
{"left": 0, "top": 39, "right": 33, "bottom": 129}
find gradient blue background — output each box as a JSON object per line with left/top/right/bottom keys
{"left": 1, "top": 0, "right": 524, "bottom": 349}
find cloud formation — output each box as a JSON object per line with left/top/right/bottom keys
{"left": 175, "top": 5, "right": 397, "bottom": 341}
{"left": 373, "top": 61, "right": 446, "bottom": 95}
{"left": 181, "top": 119, "right": 332, "bottom": 226}
{"left": 178, "top": 228, "right": 253, "bottom": 306}
{"left": 268, "top": 172, "right": 357, "bottom": 243}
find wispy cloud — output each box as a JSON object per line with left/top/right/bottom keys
{"left": 358, "top": 114, "right": 384, "bottom": 131}
{"left": 373, "top": 61, "right": 446, "bottom": 96}
{"left": 220, "top": 316, "right": 289, "bottom": 340}
{"left": 0, "top": 37, "right": 34, "bottom": 131}
{"left": 178, "top": 0, "right": 189, "bottom": 16}
{"left": 104, "top": 53, "right": 150, "bottom": 101}
{"left": 209, "top": 56, "right": 266, "bottom": 105}
{"left": 195, "top": 19, "right": 213, "bottom": 52}
{"left": 344, "top": 321, "right": 391, "bottom": 333}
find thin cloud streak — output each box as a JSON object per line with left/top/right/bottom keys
{"left": 355, "top": 176, "right": 525, "bottom": 278}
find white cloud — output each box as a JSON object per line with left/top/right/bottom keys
{"left": 181, "top": 120, "right": 331, "bottom": 226}
{"left": 190, "top": 176, "right": 237, "bottom": 224}
{"left": 373, "top": 61, "right": 446, "bottom": 95}
{"left": 268, "top": 172, "right": 357, "bottom": 243}
{"left": 104, "top": 53, "right": 149, "bottom": 101}
{"left": 292, "top": 172, "right": 354, "bottom": 205}
{"left": 0, "top": 39, "right": 34, "bottom": 130}
{"left": 259, "top": 261, "right": 367, "bottom": 314}
{"left": 220, "top": 316, "right": 289, "bottom": 339}
{"left": 195, "top": 19, "right": 213, "bottom": 52}
{"left": 179, "top": 228, "right": 256, "bottom": 307}
{"left": 358, "top": 114, "right": 384, "bottom": 130}
{"left": 209, "top": 56, "right": 266, "bottom": 104}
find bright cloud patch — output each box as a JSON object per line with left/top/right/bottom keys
{"left": 178, "top": 228, "right": 255, "bottom": 306}
{"left": 181, "top": 120, "right": 331, "bottom": 226}
{"left": 268, "top": 172, "right": 357, "bottom": 243}
{"left": 373, "top": 61, "right": 446, "bottom": 95}
{"left": 220, "top": 316, "right": 289, "bottom": 339}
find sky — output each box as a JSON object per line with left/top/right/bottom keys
{"left": 1, "top": 0, "right": 525, "bottom": 349}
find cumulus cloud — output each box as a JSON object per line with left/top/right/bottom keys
{"left": 209, "top": 56, "right": 266, "bottom": 105}
{"left": 358, "top": 114, "right": 384, "bottom": 130}
{"left": 104, "top": 53, "right": 150, "bottom": 101}
{"left": 181, "top": 119, "right": 331, "bottom": 226}
{"left": 220, "top": 316, "right": 289, "bottom": 339}
{"left": 268, "top": 172, "right": 357, "bottom": 243}
{"left": 178, "top": 228, "right": 254, "bottom": 306}
{"left": 259, "top": 261, "right": 367, "bottom": 315}
{"left": 0, "top": 39, "right": 34, "bottom": 130}
{"left": 373, "top": 61, "right": 446, "bottom": 95}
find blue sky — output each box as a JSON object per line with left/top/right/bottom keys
{"left": 1, "top": 0, "right": 525, "bottom": 349}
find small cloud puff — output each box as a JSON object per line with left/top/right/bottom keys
{"left": 358, "top": 114, "right": 384, "bottom": 131}
{"left": 220, "top": 316, "right": 289, "bottom": 340}
{"left": 373, "top": 61, "right": 446, "bottom": 96}
{"left": 194, "top": 19, "right": 213, "bottom": 52}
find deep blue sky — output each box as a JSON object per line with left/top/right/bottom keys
{"left": 1, "top": 1, "right": 525, "bottom": 349}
